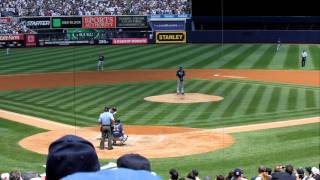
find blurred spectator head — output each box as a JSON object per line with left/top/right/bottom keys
{"left": 266, "top": 167, "right": 272, "bottom": 175}
{"left": 46, "top": 134, "right": 100, "bottom": 180}
{"left": 9, "top": 170, "right": 22, "bottom": 180}
{"left": 258, "top": 165, "right": 266, "bottom": 173}
{"left": 233, "top": 168, "right": 242, "bottom": 178}
{"left": 117, "top": 153, "right": 151, "bottom": 171}
{"left": 285, "top": 164, "right": 294, "bottom": 175}
{"left": 169, "top": 169, "right": 179, "bottom": 180}
{"left": 296, "top": 168, "right": 304, "bottom": 180}
{"left": 216, "top": 175, "right": 224, "bottom": 180}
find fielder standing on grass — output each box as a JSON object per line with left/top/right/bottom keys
{"left": 97, "top": 53, "right": 105, "bottom": 71}
{"left": 301, "top": 49, "right": 308, "bottom": 67}
{"left": 176, "top": 66, "right": 185, "bottom": 95}
{"left": 276, "top": 38, "right": 281, "bottom": 51}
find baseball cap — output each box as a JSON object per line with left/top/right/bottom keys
{"left": 117, "top": 153, "right": 151, "bottom": 171}
{"left": 46, "top": 135, "right": 100, "bottom": 180}
{"left": 296, "top": 168, "right": 304, "bottom": 176}
{"left": 233, "top": 168, "right": 242, "bottom": 176}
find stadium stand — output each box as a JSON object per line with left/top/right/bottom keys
{"left": 0, "top": 0, "right": 191, "bottom": 17}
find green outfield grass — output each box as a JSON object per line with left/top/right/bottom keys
{"left": 0, "top": 79, "right": 319, "bottom": 128}
{"left": 0, "top": 44, "right": 319, "bottom": 74}
{"left": 0, "top": 118, "right": 318, "bottom": 178}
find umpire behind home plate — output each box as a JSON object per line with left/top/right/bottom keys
{"left": 98, "top": 106, "right": 115, "bottom": 150}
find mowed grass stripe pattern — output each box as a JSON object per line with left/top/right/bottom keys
{"left": 0, "top": 80, "right": 319, "bottom": 128}
{"left": 1, "top": 44, "right": 319, "bottom": 74}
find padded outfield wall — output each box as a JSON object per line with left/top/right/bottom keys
{"left": 187, "top": 30, "right": 320, "bottom": 43}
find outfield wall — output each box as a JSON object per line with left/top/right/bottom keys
{"left": 187, "top": 30, "right": 320, "bottom": 43}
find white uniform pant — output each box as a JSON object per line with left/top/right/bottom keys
{"left": 177, "top": 80, "right": 184, "bottom": 94}
{"left": 97, "top": 61, "right": 104, "bottom": 71}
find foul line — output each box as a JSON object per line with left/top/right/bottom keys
{"left": 0, "top": 109, "right": 318, "bottom": 134}
{"left": 0, "top": 109, "right": 75, "bottom": 131}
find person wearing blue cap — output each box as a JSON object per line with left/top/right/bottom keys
{"left": 45, "top": 135, "right": 100, "bottom": 180}
{"left": 176, "top": 66, "right": 186, "bottom": 95}
{"left": 62, "top": 153, "right": 161, "bottom": 180}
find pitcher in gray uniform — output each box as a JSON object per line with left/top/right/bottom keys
{"left": 176, "top": 66, "right": 185, "bottom": 95}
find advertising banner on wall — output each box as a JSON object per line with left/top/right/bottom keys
{"left": 156, "top": 31, "right": 186, "bottom": 43}
{"left": 20, "top": 17, "right": 51, "bottom": 29}
{"left": 25, "top": 34, "right": 37, "bottom": 47}
{"left": 67, "top": 29, "right": 106, "bottom": 40}
{"left": 82, "top": 16, "right": 116, "bottom": 28}
{"left": 149, "top": 14, "right": 191, "bottom": 19}
{"left": 0, "top": 17, "right": 12, "bottom": 24}
{"left": 0, "top": 34, "right": 25, "bottom": 41}
{"left": 116, "top": 16, "right": 148, "bottom": 28}
{"left": 112, "top": 38, "right": 148, "bottom": 45}
{"left": 151, "top": 21, "right": 185, "bottom": 31}
{"left": 51, "top": 17, "right": 82, "bottom": 28}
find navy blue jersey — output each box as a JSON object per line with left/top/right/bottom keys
{"left": 99, "top": 55, "right": 104, "bottom": 61}
{"left": 176, "top": 69, "right": 185, "bottom": 81}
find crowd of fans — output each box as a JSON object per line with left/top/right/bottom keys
{"left": 0, "top": 20, "right": 33, "bottom": 34}
{"left": 0, "top": 134, "right": 319, "bottom": 180}
{"left": 0, "top": 0, "right": 191, "bottom": 17}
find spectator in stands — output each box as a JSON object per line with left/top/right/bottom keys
{"left": 311, "top": 167, "right": 320, "bottom": 180}
{"left": 0, "top": 0, "right": 191, "bottom": 17}
{"left": 45, "top": 134, "right": 100, "bottom": 180}
{"left": 9, "top": 170, "right": 22, "bottom": 180}
{"left": 191, "top": 169, "right": 200, "bottom": 180}
{"left": 296, "top": 168, "right": 305, "bottom": 180}
{"left": 266, "top": 168, "right": 272, "bottom": 176}
{"left": 251, "top": 165, "right": 268, "bottom": 180}
{"left": 226, "top": 171, "right": 234, "bottom": 180}
{"left": 304, "top": 167, "right": 315, "bottom": 180}
{"left": 271, "top": 164, "right": 296, "bottom": 180}
{"left": 116, "top": 153, "right": 151, "bottom": 171}
{"left": 232, "top": 168, "right": 247, "bottom": 180}
{"left": 273, "top": 165, "right": 284, "bottom": 173}
{"left": 169, "top": 169, "right": 179, "bottom": 180}
{"left": 216, "top": 175, "right": 225, "bottom": 180}
{"left": 1, "top": 172, "right": 9, "bottom": 180}
{"left": 186, "top": 171, "right": 196, "bottom": 180}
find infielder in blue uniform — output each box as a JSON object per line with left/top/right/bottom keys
{"left": 97, "top": 54, "right": 105, "bottom": 71}
{"left": 176, "top": 66, "right": 185, "bottom": 95}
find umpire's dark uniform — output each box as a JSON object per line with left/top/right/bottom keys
{"left": 98, "top": 108, "right": 114, "bottom": 150}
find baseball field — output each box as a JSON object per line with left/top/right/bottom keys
{"left": 0, "top": 44, "right": 319, "bottom": 178}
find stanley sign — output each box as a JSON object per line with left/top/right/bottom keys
{"left": 156, "top": 32, "right": 186, "bottom": 43}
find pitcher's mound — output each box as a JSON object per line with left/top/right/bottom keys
{"left": 144, "top": 93, "right": 224, "bottom": 103}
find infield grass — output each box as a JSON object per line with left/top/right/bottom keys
{"left": 0, "top": 79, "right": 319, "bottom": 128}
